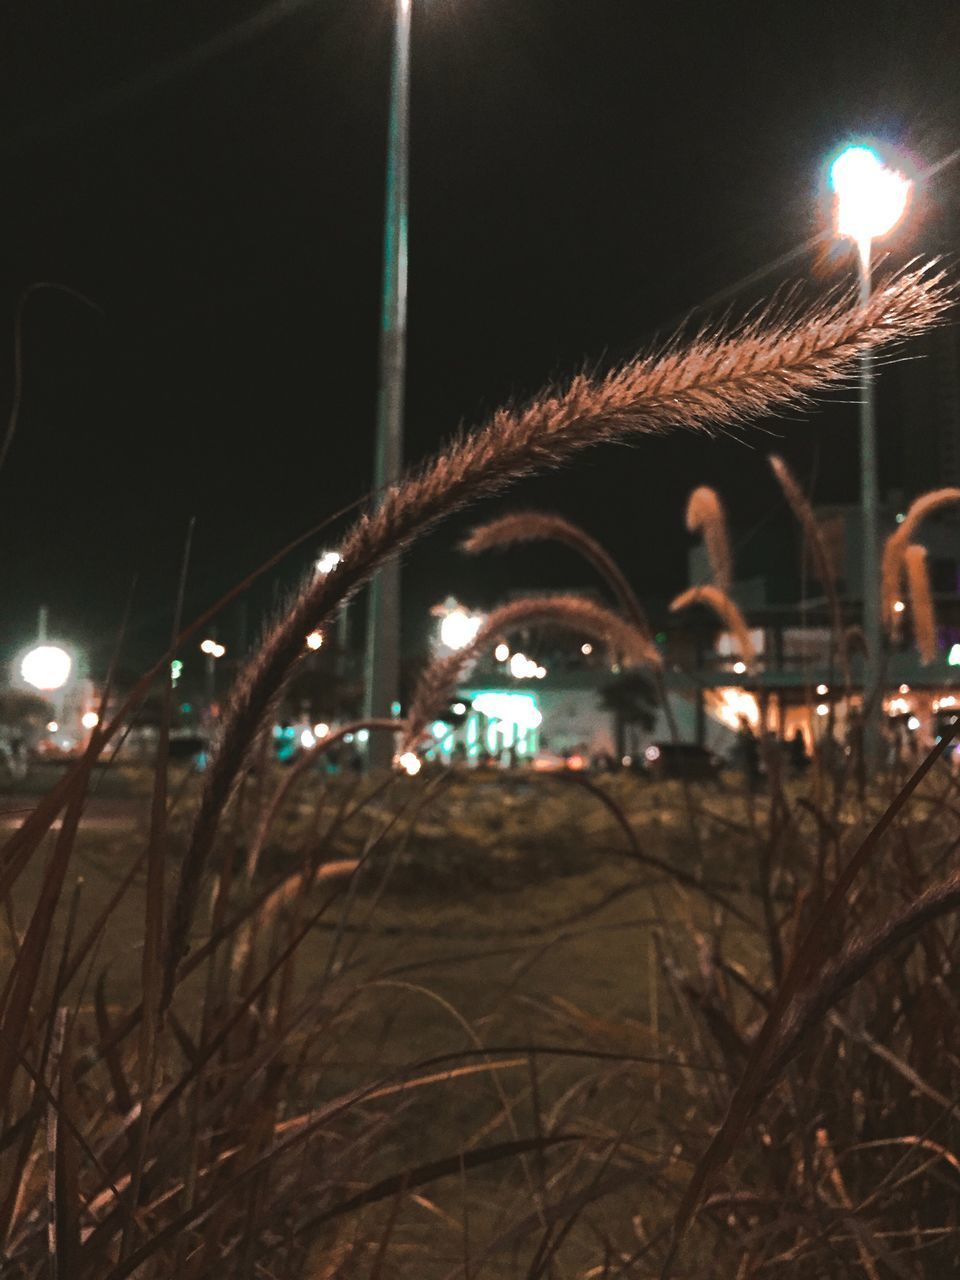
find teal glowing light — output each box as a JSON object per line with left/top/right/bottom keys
{"left": 431, "top": 720, "right": 449, "bottom": 739}
{"left": 471, "top": 690, "right": 542, "bottom": 731}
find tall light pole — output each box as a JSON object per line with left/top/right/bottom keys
{"left": 363, "top": 0, "right": 412, "bottom": 769}
{"left": 829, "top": 144, "right": 910, "bottom": 764}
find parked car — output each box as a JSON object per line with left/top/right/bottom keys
{"left": 640, "top": 742, "right": 724, "bottom": 782}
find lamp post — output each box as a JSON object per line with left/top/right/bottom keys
{"left": 363, "top": 0, "right": 412, "bottom": 769}
{"left": 829, "top": 144, "right": 910, "bottom": 764}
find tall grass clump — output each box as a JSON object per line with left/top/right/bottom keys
{"left": 0, "top": 261, "right": 956, "bottom": 1278}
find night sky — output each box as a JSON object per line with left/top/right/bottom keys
{"left": 1, "top": 0, "right": 959, "bottom": 678}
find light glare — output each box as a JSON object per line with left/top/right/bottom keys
{"left": 830, "top": 145, "right": 910, "bottom": 252}
{"left": 439, "top": 606, "right": 483, "bottom": 651}
{"left": 398, "top": 751, "right": 421, "bottom": 776}
{"left": 20, "top": 645, "right": 72, "bottom": 691}
{"left": 81, "top": 711, "right": 100, "bottom": 730}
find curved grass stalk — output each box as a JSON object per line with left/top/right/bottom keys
{"left": 403, "top": 594, "right": 660, "bottom": 753}
{"left": 165, "top": 262, "right": 953, "bottom": 1009}
{"left": 685, "top": 486, "right": 732, "bottom": 592}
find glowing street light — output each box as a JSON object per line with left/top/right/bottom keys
{"left": 828, "top": 142, "right": 912, "bottom": 766}
{"left": 81, "top": 711, "right": 100, "bottom": 730}
{"left": 305, "top": 631, "right": 324, "bottom": 651}
{"left": 20, "top": 644, "right": 72, "bottom": 691}
{"left": 438, "top": 604, "right": 483, "bottom": 652}
{"left": 494, "top": 642, "right": 510, "bottom": 663}
{"left": 830, "top": 145, "right": 910, "bottom": 266}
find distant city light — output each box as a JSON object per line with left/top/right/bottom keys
{"left": 315, "top": 550, "right": 342, "bottom": 575}
{"left": 949, "top": 644, "right": 960, "bottom": 667}
{"left": 81, "top": 711, "right": 100, "bottom": 730}
{"left": 300, "top": 728, "right": 316, "bottom": 749}
{"left": 357, "top": 728, "right": 370, "bottom": 743}
{"left": 430, "top": 720, "right": 449, "bottom": 739}
{"left": 397, "top": 751, "right": 422, "bottom": 776}
{"left": 889, "top": 697, "right": 910, "bottom": 716}
{"left": 46, "top": 721, "right": 58, "bottom": 733}
{"left": 305, "top": 631, "right": 324, "bottom": 650}
{"left": 899, "top": 684, "right": 910, "bottom": 694}
{"left": 644, "top": 744, "right": 661, "bottom": 763}
{"left": 893, "top": 600, "right": 906, "bottom": 614}
{"left": 314, "top": 722, "right": 330, "bottom": 738}
{"left": 21, "top": 645, "right": 72, "bottom": 692}
{"left": 439, "top": 605, "right": 483, "bottom": 651}
{"left": 451, "top": 702, "right": 466, "bottom": 715}
{"left": 171, "top": 659, "right": 183, "bottom": 684}
{"left": 471, "top": 690, "right": 542, "bottom": 731}
{"left": 895, "top": 512, "right": 906, "bottom": 524}
{"left": 494, "top": 642, "right": 510, "bottom": 663}
{"left": 815, "top": 703, "right": 829, "bottom": 717}
{"left": 937, "top": 695, "right": 956, "bottom": 709}
{"left": 732, "top": 661, "right": 747, "bottom": 675}
{"left": 200, "top": 639, "right": 226, "bottom": 658}
{"left": 509, "top": 652, "right": 544, "bottom": 679}
{"left": 581, "top": 642, "right": 593, "bottom": 656}
{"left": 907, "top": 715, "right": 921, "bottom": 732}
{"left": 816, "top": 683, "right": 828, "bottom": 696}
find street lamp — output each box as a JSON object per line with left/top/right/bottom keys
{"left": 20, "top": 644, "right": 72, "bottom": 692}
{"left": 364, "top": 0, "right": 412, "bottom": 768}
{"left": 829, "top": 143, "right": 911, "bottom": 763}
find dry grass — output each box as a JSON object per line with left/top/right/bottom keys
{"left": 669, "top": 584, "right": 755, "bottom": 667}
{"left": 0, "top": 260, "right": 958, "bottom": 1277}
{"left": 904, "top": 543, "right": 937, "bottom": 665}
{"left": 685, "top": 486, "right": 732, "bottom": 592}
{"left": 882, "top": 486, "right": 960, "bottom": 632}
{"left": 403, "top": 594, "right": 660, "bottom": 753}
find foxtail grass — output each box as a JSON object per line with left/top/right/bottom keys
{"left": 669, "top": 584, "right": 755, "bottom": 667}
{"left": 904, "top": 542, "right": 937, "bottom": 665}
{"left": 403, "top": 594, "right": 660, "bottom": 754}
{"left": 882, "top": 485, "right": 960, "bottom": 632}
{"left": 166, "top": 263, "right": 954, "bottom": 1003}
{"left": 685, "top": 486, "right": 732, "bottom": 592}
{"left": 462, "top": 510, "right": 652, "bottom": 637}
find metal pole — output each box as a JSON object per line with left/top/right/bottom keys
{"left": 363, "top": 0, "right": 411, "bottom": 769}
{"left": 859, "top": 240, "right": 882, "bottom": 767}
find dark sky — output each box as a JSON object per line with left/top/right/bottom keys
{"left": 1, "top": 0, "right": 959, "bottom": 676}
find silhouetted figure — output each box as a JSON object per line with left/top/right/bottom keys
{"left": 788, "top": 728, "right": 809, "bottom": 776}
{"left": 737, "top": 717, "right": 762, "bottom": 790}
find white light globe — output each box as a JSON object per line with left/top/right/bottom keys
{"left": 21, "top": 645, "right": 72, "bottom": 691}
{"left": 439, "top": 607, "right": 482, "bottom": 651}
{"left": 830, "top": 145, "right": 910, "bottom": 247}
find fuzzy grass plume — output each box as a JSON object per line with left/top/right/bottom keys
{"left": 904, "top": 543, "right": 937, "bottom": 665}
{"left": 768, "top": 454, "right": 848, "bottom": 676}
{"left": 165, "top": 262, "right": 953, "bottom": 1006}
{"left": 462, "top": 510, "right": 651, "bottom": 636}
{"left": 685, "top": 486, "right": 732, "bottom": 592}
{"left": 882, "top": 486, "right": 960, "bottom": 632}
{"left": 403, "top": 594, "right": 660, "bottom": 753}
{"left": 670, "top": 584, "right": 755, "bottom": 667}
